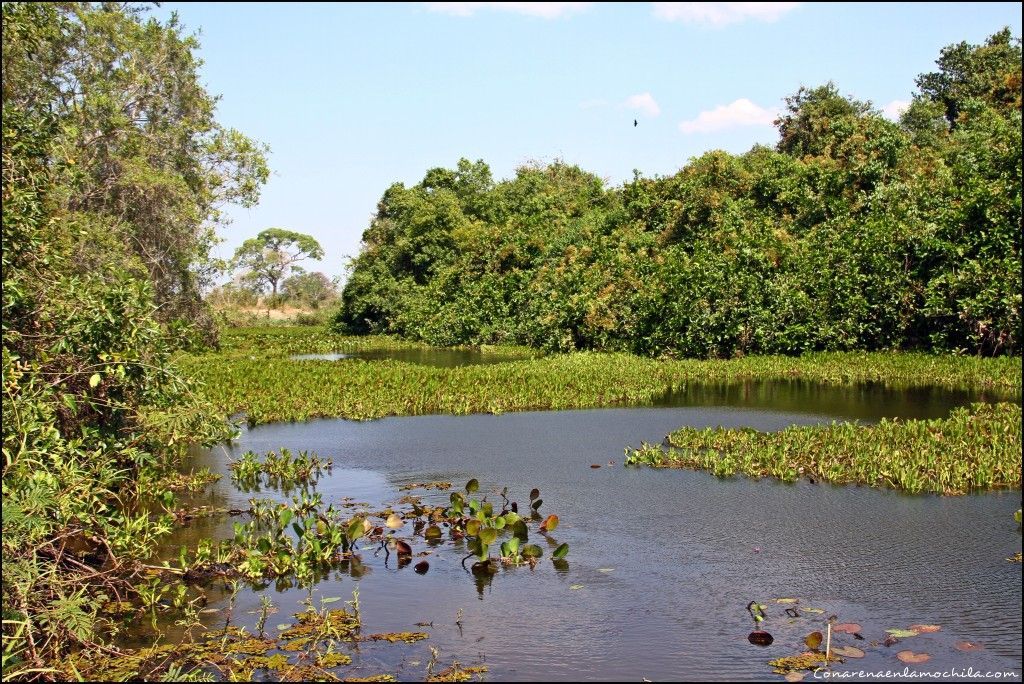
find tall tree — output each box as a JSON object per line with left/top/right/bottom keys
{"left": 233, "top": 228, "right": 325, "bottom": 298}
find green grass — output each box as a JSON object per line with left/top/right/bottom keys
{"left": 181, "top": 327, "right": 1021, "bottom": 424}
{"left": 625, "top": 402, "right": 1022, "bottom": 494}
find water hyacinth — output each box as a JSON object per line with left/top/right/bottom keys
{"left": 624, "top": 403, "right": 1022, "bottom": 494}
{"left": 181, "top": 327, "right": 1021, "bottom": 425}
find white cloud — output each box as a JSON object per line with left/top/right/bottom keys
{"left": 882, "top": 99, "right": 910, "bottom": 121}
{"left": 679, "top": 98, "right": 777, "bottom": 134}
{"left": 652, "top": 2, "right": 801, "bottom": 26}
{"left": 425, "top": 3, "right": 593, "bottom": 18}
{"left": 624, "top": 92, "right": 661, "bottom": 117}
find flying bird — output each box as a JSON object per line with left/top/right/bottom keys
{"left": 634, "top": 119, "right": 638, "bottom": 127}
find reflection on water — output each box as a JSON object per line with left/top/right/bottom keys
{"left": 152, "top": 384, "right": 1022, "bottom": 681}
{"left": 289, "top": 348, "right": 533, "bottom": 367}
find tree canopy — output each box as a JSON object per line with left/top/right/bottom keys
{"left": 232, "top": 228, "right": 325, "bottom": 297}
{"left": 337, "top": 28, "right": 1021, "bottom": 357}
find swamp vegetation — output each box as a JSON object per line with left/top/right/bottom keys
{"left": 2, "top": 4, "right": 1021, "bottom": 681}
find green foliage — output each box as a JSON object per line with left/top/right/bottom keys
{"left": 233, "top": 228, "right": 325, "bottom": 298}
{"left": 2, "top": 2, "right": 265, "bottom": 675}
{"left": 625, "top": 402, "right": 1022, "bottom": 494}
{"left": 337, "top": 30, "right": 1021, "bottom": 358}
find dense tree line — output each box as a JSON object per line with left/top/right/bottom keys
{"left": 2, "top": 3, "right": 266, "bottom": 673}
{"left": 336, "top": 29, "right": 1021, "bottom": 358}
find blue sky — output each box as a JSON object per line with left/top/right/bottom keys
{"left": 153, "top": 2, "right": 1023, "bottom": 281}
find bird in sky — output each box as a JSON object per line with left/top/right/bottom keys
{"left": 634, "top": 119, "right": 638, "bottom": 127}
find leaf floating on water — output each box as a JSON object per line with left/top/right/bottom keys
{"left": 909, "top": 624, "right": 941, "bottom": 633}
{"left": 747, "top": 630, "right": 774, "bottom": 646}
{"left": 804, "top": 631, "right": 823, "bottom": 650}
{"left": 386, "top": 514, "right": 404, "bottom": 529}
{"left": 414, "top": 560, "right": 429, "bottom": 574}
{"left": 784, "top": 673, "right": 806, "bottom": 683}
{"left": 465, "top": 478, "right": 479, "bottom": 494}
{"left": 552, "top": 542, "right": 569, "bottom": 560}
{"left": 424, "top": 525, "right": 442, "bottom": 540}
{"left": 897, "top": 650, "right": 931, "bottom": 664}
{"left": 570, "top": 584, "right": 584, "bottom": 590}
{"left": 802, "top": 607, "right": 825, "bottom": 615}
{"left": 832, "top": 646, "right": 865, "bottom": 658}
{"left": 540, "top": 514, "right": 559, "bottom": 533}
{"left": 833, "top": 623, "right": 863, "bottom": 634}
{"left": 521, "top": 544, "right": 543, "bottom": 559}
{"left": 954, "top": 641, "right": 985, "bottom": 652}
{"left": 886, "top": 628, "right": 919, "bottom": 638}
{"left": 775, "top": 598, "right": 800, "bottom": 604}
{"left": 597, "top": 568, "right": 614, "bottom": 573}
{"left": 395, "top": 540, "right": 413, "bottom": 557}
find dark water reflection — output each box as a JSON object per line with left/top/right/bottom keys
{"left": 154, "top": 384, "right": 1022, "bottom": 681}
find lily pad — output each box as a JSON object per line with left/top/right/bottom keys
{"left": 414, "top": 560, "right": 429, "bottom": 574}
{"left": 908, "top": 624, "right": 941, "bottom": 633}
{"left": 833, "top": 623, "right": 862, "bottom": 634}
{"left": 886, "top": 628, "right": 919, "bottom": 638}
{"left": 832, "top": 646, "right": 865, "bottom": 658}
{"left": 954, "top": 641, "right": 985, "bottom": 652}
{"left": 896, "top": 650, "right": 930, "bottom": 664}
{"left": 748, "top": 630, "right": 774, "bottom": 646}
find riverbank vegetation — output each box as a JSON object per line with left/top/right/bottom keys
{"left": 625, "top": 402, "right": 1022, "bottom": 494}
{"left": 2, "top": 3, "right": 267, "bottom": 678}
{"left": 336, "top": 29, "right": 1021, "bottom": 360}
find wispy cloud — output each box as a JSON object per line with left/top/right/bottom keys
{"left": 882, "top": 99, "right": 910, "bottom": 121}
{"left": 425, "top": 3, "right": 593, "bottom": 19}
{"left": 624, "top": 92, "right": 661, "bottom": 117}
{"left": 679, "top": 98, "right": 777, "bottom": 133}
{"left": 652, "top": 2, "right": 801, "bottom": 26}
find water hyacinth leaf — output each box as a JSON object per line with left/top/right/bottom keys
{"left": 521, "top": 544, "right": 543, "bottom": 559}
{"left": 466, "top": 519, "right": 481, "bottom": 536}
{"left": 529, "top": 488, "right": 539, "bottom": 501}
{"left": 424, "top": 525, "right": 442, "bottom": 540}
{"left": 540, "top": 514, "right": 559, "bottom": 532}
{"left": 479, "top": 527, "right": 498, "bottom": 545}
{"left": 804, "top": 632, "right": 823, "bottom": 650}
{"left": 531, "top": 498, "right": 543, "bottom": 511}
{"left": 482, "top": 501, "right": 493, "bottom": 517}
{"left": 886, "top": 628, "right": 918, "bottom": 638}
{"left": 552, "top": 543, "right": 569, "bottom": 559}
{"left": 512, "top": 520, "right": 529, "bottom": 541}
{"left": 386, "top": 514, "right": 404, "bottom": 529}
{"left": 833, "top": 623, "right": 863, "bottom": 634}
{"left": 347, "top": 518, "right": 365, "bottom": 542}
{"left": 832, "top": 646, "right": 865, "bottom": 658}
{"left": 909, "top": 624, "right": 941, "bottom": 633}
{"left": 896, "top": 650, "right": 930, "bottom": 664}
{"left": 492, "top": 515, "right": 506, "bottom": 530}
{"left": 475, "top": 542, "right": 489, "bottom": 561}
{"left": 465, "top": 479, "right": 479, "bottom": 494}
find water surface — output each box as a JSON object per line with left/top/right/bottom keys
{"left": 158, "top": 383, "right": 1022, "bottom": 681}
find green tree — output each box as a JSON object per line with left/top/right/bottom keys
{"left": 281, "top": 271, "right": 338, "bottom": 308}
{"left": 233, "top": 228, "right": 325, "bottom": 298}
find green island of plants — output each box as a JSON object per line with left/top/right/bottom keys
{"left": 624, "top": 402, "right": 1022, "bottom": 494}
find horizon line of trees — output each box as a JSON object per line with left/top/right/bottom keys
{"left": 334, "top": 28, "right": 1022, "bottom": 358}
